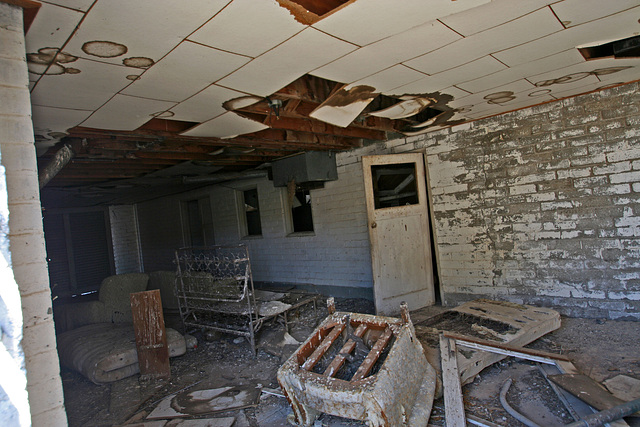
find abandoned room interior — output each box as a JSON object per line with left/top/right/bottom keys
{"left": 1, "top": 0, "right": 640, "bottom": 425}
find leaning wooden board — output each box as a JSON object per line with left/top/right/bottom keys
{"left": 130, "top": 289, "right": 171, "bottom": 380}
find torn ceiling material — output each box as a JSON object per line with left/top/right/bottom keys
{"left": 26, "top": 1, "right": 640, "bottom": 192}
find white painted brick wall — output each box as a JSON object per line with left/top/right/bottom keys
{"left": 0, "top": 3, "right": 67, "bottom": 424}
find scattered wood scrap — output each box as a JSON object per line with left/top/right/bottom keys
{"left": 439, "top": 334, "right": 466, "bottom": 427}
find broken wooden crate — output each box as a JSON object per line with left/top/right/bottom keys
{"left": 277, "top": 302, "right": 436, "bottom": 427}
{"left": 415, "top": 299, "right": 561, "bottom": 390}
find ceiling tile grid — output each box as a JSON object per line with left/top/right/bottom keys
{"left": 405, "top": 8, "right": 565, "bottom": 75}
{"left": 122, "top": 41, "right": 250, "bottom": 102}
{"left": 79, "top": 94, "right": 177, "bottom": 131}
{"left": 310, "top": 20, "right": 461, "bottom": 84}
{"left": 311, "top": 0, "right": 491, "bottom": 47}
{"left": 217, "top": 27, "right": 358, "bottom": 97}
{"left": 188, "top": 0, "right": 306, "bottom": 58}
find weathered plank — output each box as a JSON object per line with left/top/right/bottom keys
{"left": 439, "top": 334, "right": 466, "bottom": 427}
{"left": 130, "top": 290, "right": 170, "bottom": 380}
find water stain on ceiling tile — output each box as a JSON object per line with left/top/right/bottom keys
{"left": 82, "top": 41, "right": 128, "bottom": 58}
{"left": 534, "top": 66, "right": 633, "bottom": 87}
{"left": 123, "top": 57, "right": 155, "bottom": 68}
{"left": 484, "top": 91, "right": 516, "bottom": 105}
{"left": 27, "top": 48, "right": 79, "bottom": 75}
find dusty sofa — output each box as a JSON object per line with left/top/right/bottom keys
{"left": 55, "top": 272, "right": 186, "bottom": 384}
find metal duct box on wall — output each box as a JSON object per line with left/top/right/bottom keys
{"left": 271, "top": 152, "right": 338, "bottom": 187}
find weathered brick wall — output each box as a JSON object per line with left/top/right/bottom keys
{"left": 109, "top": 205, "right": 142, "bottom": 273}
{"left": 370, "top": 81, "right": 640, "bottom": 320}
{"left": 0, "top": 3, "right": 67, "bottom": 425}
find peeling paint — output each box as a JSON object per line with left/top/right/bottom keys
{"left": 82, "top": 40, "right": 128, "bottom": 58}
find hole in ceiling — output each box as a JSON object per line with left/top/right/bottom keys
{"left": 579, "top": 35, "right": 640, "bottom": 60}
{"left": 137, "top": 118, "right": 200, "bottom": 133}
{"left": 277, "top": 0, "right": 354, "bottom": 24}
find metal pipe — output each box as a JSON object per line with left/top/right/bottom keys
{"left": 499, "top": 378, "right": 542, "bottom": 427}
{"left": 38, "top": 143, "right": 75, "bottom": 189}
{"left": 563, "top": 397, "right": 640, "bottom": 427}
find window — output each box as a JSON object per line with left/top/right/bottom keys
{"left": 370, "top": 163, "right": 419, "bottom": 209}
{"left": 291, "top": 188, "right": 314, "bottom": 233}
{"left": 243, "top": 189, "right": 262, "bottom": 236}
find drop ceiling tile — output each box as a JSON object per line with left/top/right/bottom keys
{"left": 181, "top": 112, "right": 268, "bottom": 138}
{"left": 405, "top": 8, "right": 564, "bottom": 75}
{"left": 448, "top": 79, "right": 536, "bottom": 113}
{"left": 526, "top": 60, "right": 635, "bottom": 88}
{"left": 80, "top": 94, "right": 176, "bottom": 131}
{"left": 311, "top": 20, "right": 461, "bottom": 84}
{"left": 189, "top": 0, "right": 305, "bottom": 58}
{"left": 217, "top": 28, "right": 357, "bottom": 97}
{"left": 389, "top": 56, "right": 507, "bottom": 95}
{"left": 63, "top": 0, "right": 230, "bottom": 65}
{"left": 169, "top": 84, "right": 245, "bottom": 122}
{"left": 122, "top": 41, "right": 250, "bottom": 102}
{"left": 494, "top": 6, "right": 640, "bottom": 67}
{"left": 550, "top": 0, "right": 640, "bottom": 28}
{"left": 31, "top": 105, "right": 93, "bottom": 137}
{"left": 458, "top": 50, "right": 585, "bottom": 94}
{"left": 26, "top": 3, "right": 84, "bottom": 51}
{"left": 312, "top": 0, "right": 490, "bottom": 47}
{"left": 39, "top": 0, "right": 95, "bottom": 12}
{"left": 440, "top": 0, "right": 556, "bottom": 36}
{"left": 353, "top": 65, "right": 427, "bottom": 94}
{"left": 30, "top": 58, "right": 141, "bottom": 110}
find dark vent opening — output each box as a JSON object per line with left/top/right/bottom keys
{"left": 579, "top": 35, "right": 640, "bottom": 60}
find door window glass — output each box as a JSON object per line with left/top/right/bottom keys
{"left": 370, "top": 163, "right": 419, "bottom": 209}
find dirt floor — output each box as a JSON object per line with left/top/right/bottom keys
{"left": 60, "top": 298, "right": 640, "bottom": 427}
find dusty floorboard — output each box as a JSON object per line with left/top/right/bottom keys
{"left": 60, "top": 300, "right": 640, "bottom": 427}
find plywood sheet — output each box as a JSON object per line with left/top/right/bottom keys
{"left": 180, "top": 112, "right": 267, "bottom": 138}
{"left": 123, "top": 41, "right": 250, "bottom": 102}
{"left": 189, "top": 0, "right": 305, "bottom": 58}
{"left": 217, "top": 28, "right": 357, "bottom": 97}
{"left": 81, "top": 94, "right": 176, "bottom": 131}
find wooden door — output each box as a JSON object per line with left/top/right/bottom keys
{"left": 362, "top": 153, "right": 435, "bottom": 315}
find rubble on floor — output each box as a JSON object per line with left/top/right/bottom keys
{"left": 59, "top": 298, "right": 640, "bottom": 427}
